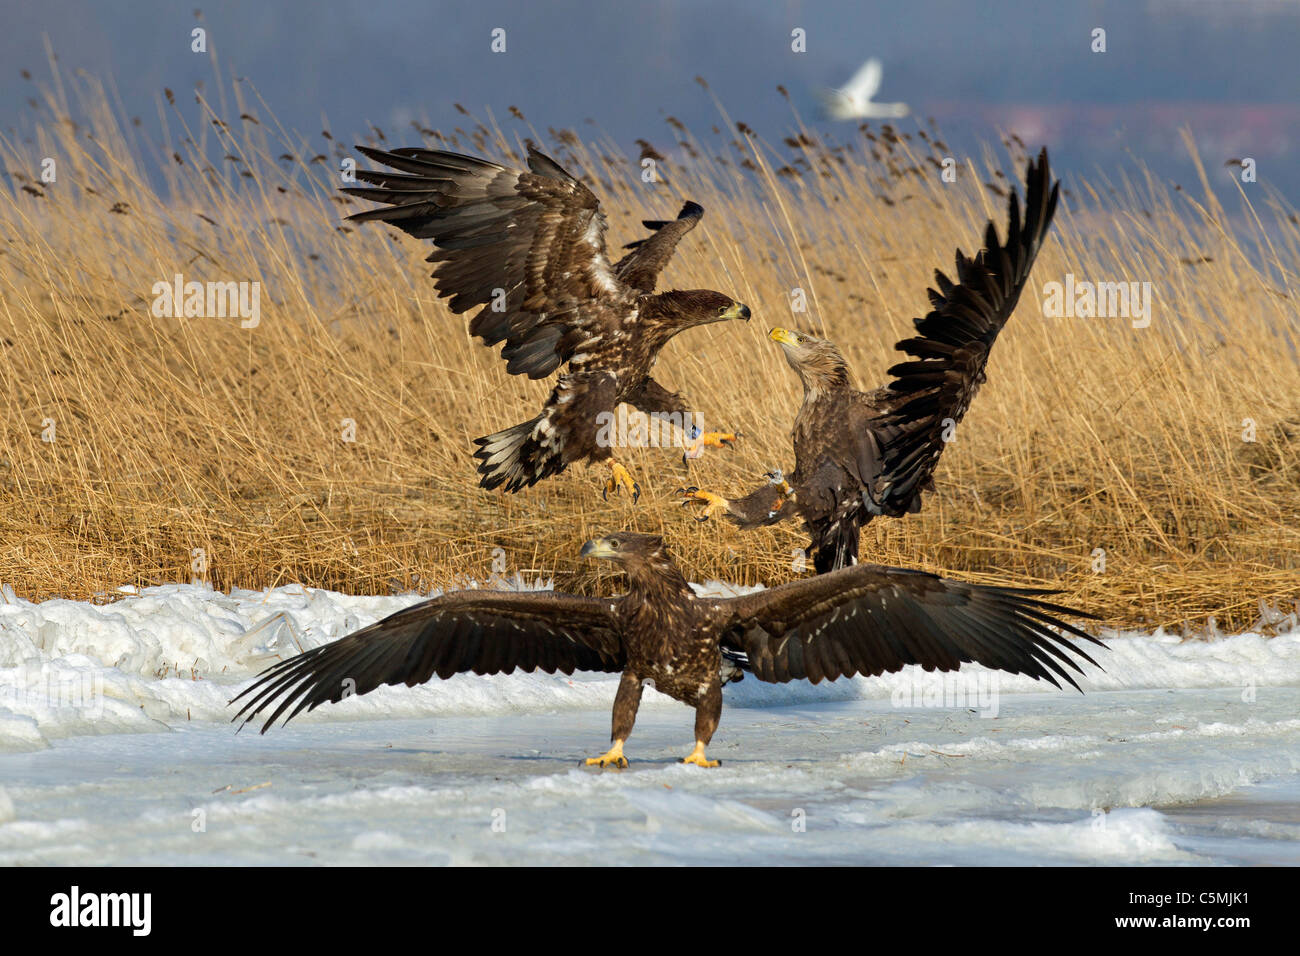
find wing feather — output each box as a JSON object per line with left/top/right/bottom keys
{"left": 716, "top": 562, "right": 1103, "bottom": 687}
{"left": 344, "top": 145, "right": 634, "bottom": 379}
{"left": 871, "top": 148, "right": 1060, "bottom": 515}
{"left": 844, "top": 58, "right": 883, "bottom": 100}
{"left": 612, "top": 200, "right": 704, "bottom": 293}
{"left": 230, "top": 590, "right": 623, "bottom": 732}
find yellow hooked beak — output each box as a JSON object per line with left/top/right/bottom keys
{"left": 769, "top": 327, "right": 800, "bottom": 347}
{"left": 579, "top": 538, "right": 619, "bottom": 560}
{"left": 724, "top": 302, "right": 752, "bottom": 321}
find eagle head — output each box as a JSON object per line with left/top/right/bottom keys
{"left": 768, "top": 327, "right": 850, "bottom": 393}
{"left": 581, "top": 533, "right": 687, "bottom": 588}
{"left": 653, "top": 290, "right": 751, "bottom": 329}
{"left": 580, "top": 532, "right": 665, "bottom": 563}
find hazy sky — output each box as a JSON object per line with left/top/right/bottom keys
{"left": 4, "top": 0, "right": 1299, "bottom": 202}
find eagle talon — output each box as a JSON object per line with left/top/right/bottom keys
{"left": 680, "top": 742, "right": 720, "bottom": 767}
{"left": 683, "top": 430, "right": 742, "bottom": 461}
{"left": 763, "top": 469, "right": 793, "bottom": 496}
{"left": 604, "top": 461, "right": 641, "bottom": 504}
{"left": 584, "top": 742, "right": 628, "bottom": 769}
{"left": 679, "top": 488, "right": 729, "bottom": 521}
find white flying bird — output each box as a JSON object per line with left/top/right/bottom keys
{"left": 819, "top": 58, "right": 909, "bottom": 120}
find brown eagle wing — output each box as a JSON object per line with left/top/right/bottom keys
{"left": 612, "top": 200, "right": 704, "bottom": 293}
{"left": 344, "top": 145, "right": 634, "bottom": 379}
{"left": 230, "top": 590, "right": 624, "bottom": 733}
{"left": 871, "top": 148, "right": 1060, "bottom": 515}
{"left": 714, "top": 562, "right": 1103, "bottom": 688}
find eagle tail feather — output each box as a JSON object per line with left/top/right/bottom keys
{"left": 473, "top": 416, "right": 567, "bottom": 492}
{"left": 811, "top": 510, "right": 863, "bottom": 574}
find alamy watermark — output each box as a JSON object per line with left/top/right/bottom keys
{"left": 891, "top": 670, "right": 1000, "bottom": 718}
{"left": 151, "top": 273, "right": 260, "bottom": 328}
{"left": 1042, "top": 274, "right": 1152, "bottom": 328}
{"left": 1, "top": 665, "right": 104, "bottom": 718}
{"left": 49, "top": 886, "right": 150, "bottom": 936}
{"left": 595, "top": 407, "right": 701, "bottom": 448}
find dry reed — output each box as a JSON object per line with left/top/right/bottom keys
{"left": 2, "top": 66, "right": 1297, "bottom": 633}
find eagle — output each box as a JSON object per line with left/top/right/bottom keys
{"left": 344, "top": 145, "right": 751, "bottom": 502}
{"left": 683, "top": 148, "right": 1059, "bottom": 573}
{"left": 231, "top": 531, "right": 1102, "bottom": 768}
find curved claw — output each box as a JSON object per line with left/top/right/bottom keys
{"left": 763, "top": 468, "right": 792, "bottom": 495}
{"left": 604, "top": 461, "right": 641, "bottom": 504}
{"left": 680, "top": 742, "right": 720, "bottom": 767}
{"left": 679, "top": 488, "right": 729, "bottom": 522}
{"left": 584, "top": 754, "right": 628, "bottom": 769}
{"left": 680, "top": 755, "right": 720, "bottom": 767}
{"left": 584, "top": 742, "right": 628, "bottom": 769}
{"left": 683, "top": 430, "right": 742, "bottom": 461}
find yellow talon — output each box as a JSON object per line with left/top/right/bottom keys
{"left": 764, "top": 470, "right": 792, "bottom": 496}
{"left": 602, "top": 461, "right": 641, "bottom": 503}
{"left": 683, "top": 431, "right": 740, "bottom": 461}
{"left": 678, "top": 487, "right": 729, "bottom": 522}
{"left": 680, "top": 741, "right": 720, "bottom": 768}
{"left": 585, "top": 741, "right": 628, "bottom": 769}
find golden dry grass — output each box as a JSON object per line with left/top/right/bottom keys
{"left": 2, "top": 68, "right": 1298, "bottom": 632}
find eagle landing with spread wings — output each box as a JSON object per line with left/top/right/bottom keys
{"left": 232, "top": 532, "right": 1102, "bottom": 768}
{"left": 344, "top": 145, "right": 751, "bottom": 502}
{"left": 683, "top": 148, "right": 1060, "bottom": 573}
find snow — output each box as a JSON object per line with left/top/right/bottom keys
{"left": 1, "top": 580, "right": 1299, "bottom": 864}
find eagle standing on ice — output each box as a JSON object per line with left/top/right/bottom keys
{"left": 231, "top": 532, "right": 1102, "bottom": 768}
{"left": 344, "top": 146, "right": 751, "bottom": 502}
{"left": 683, "top": 149, "right": 1059, "bottom": 572}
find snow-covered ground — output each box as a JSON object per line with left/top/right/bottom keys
{"left": 1, "top": 581, "right": 1298, "bottom": 865}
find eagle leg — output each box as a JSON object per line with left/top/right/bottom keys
{"left": 677, "top": 486, "right": 731, "bottom": 522}
{"left": 682, "top": 430, "right": 742, "bottom": 463}
{"left": 585, "top": 672, "right": 641, "bottom": 768}
{"left": 602, "top": 459, "right": 641, "bottom": 504}
{"left": 681, "top": 682, "right": 722, "bottom": 766}
{"left": 763, "top": 469, "right": 792, "bottom": 496}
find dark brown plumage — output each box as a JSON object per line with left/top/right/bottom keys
{"left": 684, "top": 148, "right": 1060, "bottom": 572}
{"left": 231, "top": 532, "right": 1103, "bottom": 767}
{"left": 344, "top": 146, "right": 749, "bottom": 499}
{"left": 614, "top": 200, "right": 703, "bottom": 293}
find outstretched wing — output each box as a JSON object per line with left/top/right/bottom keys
{"left": 344, "top": 145, "right": 635, "bottom": 379}
{"left": 873, "top": 148, "right": 1060, "bottom": 515}
{"left": 612, "top": 200, "right": 704, "bottom": 293}
{"left": 842, "top": 58, "right": 883, "bottom": 100}
{"left": 230, "top": 590, "right": 623, "bottom": 733}
{"left": 716, "top": 562, "right": 1102, "bottom": 688}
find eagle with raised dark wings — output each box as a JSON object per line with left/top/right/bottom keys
{"left": 344, "top": 145, "right": 751, "bottom": 502}
{"left": 683, "top": 149, "right": 1059, "bottom": 572}
{"left": 232, "top": 531, "right": 1102, "bottom": 767}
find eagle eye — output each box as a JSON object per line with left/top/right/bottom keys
{"left": 607, "top": 538, "right": 620, "bottom": 548}
{"left": 717, "top": 306, "right": 728, "bottom": 316}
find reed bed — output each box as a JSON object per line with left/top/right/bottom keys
{"left": 2, "top": 67, "right": 1297, "bottom": 633}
